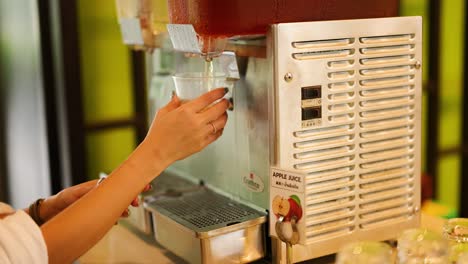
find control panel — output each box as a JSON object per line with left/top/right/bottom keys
{"left": 301, "top": 86, "right": 322, "bottom": 128}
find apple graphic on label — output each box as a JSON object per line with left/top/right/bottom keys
{"left": 287, "top": 195, "right": 303, "bottom": 222}
{"left": 272, "top": 195, "right": 290, "bottom": 218}
{"left": 272, "top": 195, "right": 303, "bottom": 222}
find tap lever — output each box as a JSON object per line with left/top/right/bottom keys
{"left": 275, "top": 215, "right": 300, "bottom": 263}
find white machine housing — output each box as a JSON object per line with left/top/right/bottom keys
{"left": 270, "top": 17, "right": 422, "bottom": 262}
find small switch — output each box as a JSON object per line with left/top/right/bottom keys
{"left": 302, "top": 86, "right": 321, "bottom": 100}
{"left": 302, "top": 107, "right": 321, "bottom": 120}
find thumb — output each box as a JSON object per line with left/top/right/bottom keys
{"left": 51, "top": 180, "right": 98, "bottom": 212}
{"left": 68, "top": 180, "right": 98, "bottom": 200}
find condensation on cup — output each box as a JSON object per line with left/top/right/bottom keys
{"left": 172, "top": 72, "right": 234, "bottom": 106}
{"left": 336, "top": 241, "right": 394, "bottom": 264}
{"left": 398, "top": 228, "right": 450, "bottom": 264}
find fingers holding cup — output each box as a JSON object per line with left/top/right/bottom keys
{"left": 204, "top": 126, "right": 224, "bottom": 146}
{"left": 205, "top": 113, "right": 228, "bottom": 136}
{"left": 185, "top": 87, "right": 228, "bottom": 113}
{"left": 200, "top": 98, "right": 229, "bottom": 123}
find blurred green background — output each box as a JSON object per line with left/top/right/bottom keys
{"left": 401, "top": 0, "right": 465, "bottom": 213}
{"left": 77, "top": 0, "right": 137, "bottom": 179}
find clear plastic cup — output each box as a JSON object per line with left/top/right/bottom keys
{"left": 397, "top": 228, "right": 450, "bottom": 264}
{"left": 172, "top": 72, "right": 233, "bottom": 103}
{"left": 443, "top": 218, "right": 468, "bottom": 263}
{"left": 336, "top": 241, "right": 394, "bottom": 264}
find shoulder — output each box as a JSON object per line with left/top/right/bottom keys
{"left": 0, "top": 208, "right": 48, "bottom": 263}
{"left": 0, "top": 202, "right": 14, "bottom": 219}
{"left": 0, "top": 202, "right": 14, "bottom": 213}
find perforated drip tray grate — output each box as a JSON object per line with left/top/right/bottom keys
{"left": 145, "top": 172, "right": 200, "bottom": 197}
{"left": 146, "top": 188, "right": 266, "bottom": 234}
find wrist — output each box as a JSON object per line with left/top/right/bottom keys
{"left": 28, "top": 198, "right": 45, "bottom": 226}
{"left": 131, "top": 141, "right": 172, "bottom": 182}
{"left": 39, "top": 197, "right": 57, "bottom": 222}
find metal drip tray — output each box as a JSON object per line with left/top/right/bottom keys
{"left": 147, "top": 188, "right": 264, "bottom": 234}
{"left": 145, "top": 188, "right": 267, "bottom": 264}
{"left": 149, "top": 171, "right": 200, "bottom": 196}
{"left": 125, "top": 172, "right": 200, "bottom": 234}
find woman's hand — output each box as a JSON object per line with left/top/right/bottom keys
{"left": 41, "top": 88, "right": 230, "bottom": 263}
{"left": 37, "top": 181, "right": 151, "bottom": 222}
{"left": 144, "top": 87, "right": 230, "bottom": 167}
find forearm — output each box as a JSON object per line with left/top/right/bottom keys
{"left": 41, "top": 142, "right": 169, "bottom": 264}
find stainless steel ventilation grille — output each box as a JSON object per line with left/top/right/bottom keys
{"left": 292, "top": 36, "right": 360, "bottom": 242}
{"left": 146, "top": 188, "right": 266, "bottom": 233}
{"left": 299, "top": 34, "right": 416, "bottom": 243}
{"left": 357, "top": 34, "right": 416, "bottom": 231}
{"left": 274, "top": 17, "right": 421, "bottom": 247}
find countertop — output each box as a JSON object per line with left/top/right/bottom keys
{"left": 78, "top": 221, "right": 187, "bottom": 264}
{"left": 78, "top": 213, "right": 446, "bottom": 264}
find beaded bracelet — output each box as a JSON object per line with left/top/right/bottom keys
{"left": 28, "top": 198, "right": 45, "bottom": 226}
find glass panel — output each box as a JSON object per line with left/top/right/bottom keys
{"left": 0, "top": 1, "right": 53, "bottom": 206}
{"left": 77, "top": 0, "right": 135, "bottom": 123}
{"left": 438, "top": 0, "right": 464, "bottom": 212}
{"left": 440, "top": 0, "right": 464, "bottom": 149}
{"left": 438, "top": 155, "right": 460, "bottom": 212}
{"left": 86, "top": 128, "right": 136, "bottom": 180}
{"left": 402, "top": 0, "right": 465, "bottom": 212}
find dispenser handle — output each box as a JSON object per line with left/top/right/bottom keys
{"left": 275, "top": 215, "right": 300, "bottom": 245}
{"left": 275, "top": 215, "right": 300, "bottom": 264}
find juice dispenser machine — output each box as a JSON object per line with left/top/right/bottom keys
{"left": 116, "top": 1, "right": 422, "bottom": 263}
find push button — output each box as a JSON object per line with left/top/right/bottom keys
{"left": 302, "top": 107, "right": 321, "bottom": 120}
{"left": 301, "top": 86, "right": 321, "bottom": 100}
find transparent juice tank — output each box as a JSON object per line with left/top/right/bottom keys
{"left": 115, "top": 0, "right": 169, "bottom": 51}
{"left": 167, "top": 0, "right": 399, "bottom": 55}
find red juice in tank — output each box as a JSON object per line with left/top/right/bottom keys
{"left": 167, "top": 0, "right": 399, "bottom": 38}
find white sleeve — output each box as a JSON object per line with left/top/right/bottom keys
{"left": 0, "top": 203, "right": 48, "bottom": 264}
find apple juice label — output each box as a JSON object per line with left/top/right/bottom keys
{"left": 270, "top": 168, "right": 305, "bottom": 193}
{"left": 269, "top": 168, "right": 306, "bottom": 244}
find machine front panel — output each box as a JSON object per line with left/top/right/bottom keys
{"left": 270, "top": 17, "right": 423, "bottom": 260}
